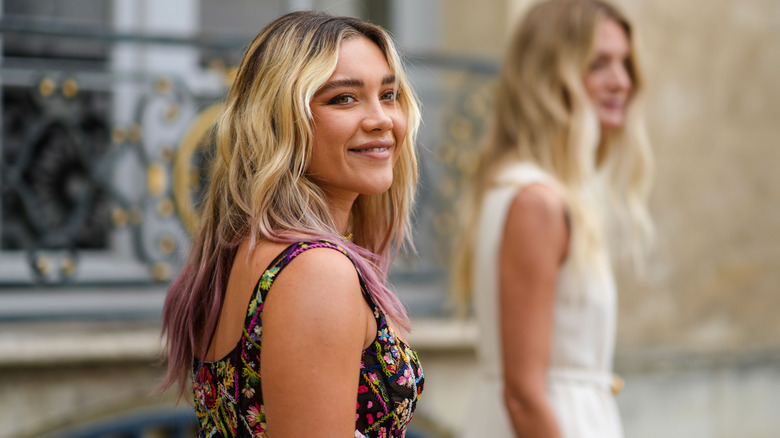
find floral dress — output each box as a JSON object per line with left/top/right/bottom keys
{"left": 192, "top": 240, "right": 425, "bottom": 437}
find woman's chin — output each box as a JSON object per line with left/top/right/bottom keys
{"left": 599, "top": 117, "right": 625, "bottom": 132}
{"left": 360, "top": 180, "right": 394, "bottom": 196}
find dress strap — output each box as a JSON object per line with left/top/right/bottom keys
{"left": 252, "top": 239, "right": 375, "bottom": 310}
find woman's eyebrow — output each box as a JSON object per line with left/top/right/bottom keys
{"left": 317, "top": 78, "right": 364, "bottom": 95}
{"left": 315, "top": 75, "right": 397, "bottom": 96}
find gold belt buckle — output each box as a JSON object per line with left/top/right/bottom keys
{"left": 611, "top": 375, "right": 625, "bottom": 395}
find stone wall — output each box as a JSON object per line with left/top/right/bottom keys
{"left": 0, "top": 321, "right": 186, "bottom": 438}
{"left": 616, "top": 0, "right": 780, "bottom": 353}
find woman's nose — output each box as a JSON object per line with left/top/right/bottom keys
{"left": 610, "top": 63, "right": 632, "bottom": 92}
{"left": 361, "top": 100, "right": 393, "bottom": 132}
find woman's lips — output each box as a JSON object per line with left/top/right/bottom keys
{"left": 600, "top": 98, "right": 626, "bottom": 111}
{"left": 348, "top": 141, "right": 393, "bottom": 159}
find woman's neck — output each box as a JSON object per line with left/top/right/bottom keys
{"left": 327, "top": 195, "right": 355, "bottom": 236}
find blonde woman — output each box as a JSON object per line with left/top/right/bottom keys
{"left": 454, "top": 0, "right": 652, "bottom": 437}
{"left": 159, "top": 11, "right": 424, "bottom": 438}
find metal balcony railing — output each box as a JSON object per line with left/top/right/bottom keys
{"left": 0, "top": 15, "right": 497, "bottom": 318}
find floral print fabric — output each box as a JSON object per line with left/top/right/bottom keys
{"left": 192, "top": 240, "right": 424, "bottom": 437}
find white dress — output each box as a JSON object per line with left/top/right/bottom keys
{"left": 461, "top": 162, "right": 624, "bottom": 438}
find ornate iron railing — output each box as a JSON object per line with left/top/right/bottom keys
{"left": 0, "top": 16, "right": 496, "bottom": 316}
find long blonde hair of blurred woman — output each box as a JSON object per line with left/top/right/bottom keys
{"left": 453, "top": 0, "right": 653, "bottom": 315}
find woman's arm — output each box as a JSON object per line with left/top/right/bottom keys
{"left": 499, "top": 184, "right": 569, "bottom": 438}
{"left": 261, "top": 248, "right": 374, "bottom": 437}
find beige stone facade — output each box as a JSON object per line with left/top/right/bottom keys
{"left": 618, "top": 0, "right": 780, "bottom": 352}
{"left": 0, "top": 322, "right": 181, "bottom": 438}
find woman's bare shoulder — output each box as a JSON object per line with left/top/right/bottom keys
{"left": 511, "top": 183, "right": 566, "bottom": 220}
{"left": 280, "top": 244, "right": 360, "bottom": 286}
{"left": 504, "top": 183, "right": 569, "bottom": 263}
{"left": 265, "top": 244, "right": 366, "bottom": 320}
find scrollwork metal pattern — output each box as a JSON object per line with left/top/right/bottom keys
{"left": 0, "top": 23, "right": 498, "bottom": 319}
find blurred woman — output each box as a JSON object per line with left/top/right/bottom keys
{"left": 454, "top": 0, "right": 653, "bottom": 437}
{"left": 159, "top": 11, "right": 424, "bottom": 438}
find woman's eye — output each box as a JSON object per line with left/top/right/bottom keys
{"left": 589, "top": 57, "right": 608, "bottom": 71}
{"left": 329, "top": 94, "right": 355, "bottom": 104}
{"left": 381, "top": 90, "right": 402, "bottom": 101}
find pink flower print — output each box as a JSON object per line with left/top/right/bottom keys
{"left": 398, "top": 367, "right": 414, "bottom": 388}
{"left": 383, "top": 353, "right": 397, "bottom": 373}
{"left": 247, "top": 404, "right": 264, "bottom": 427}
{"left": 242, "top": 386, "right": 255, "bottom": 398}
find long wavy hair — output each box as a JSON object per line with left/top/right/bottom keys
{"left": 453, "top": 0, "right": 653, "bottom": 313}
{"left": 160, "top": 11, "right": 421, "bottom": 397}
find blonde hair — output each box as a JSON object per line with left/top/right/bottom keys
{"left": 452, "top": 0, "right": 653, "bottom": 314}
{"left": 161, "top": 11, "right": 421, "bottom": 397}
{"left": 214, "top": 11, "right": 420, "bottom": 257}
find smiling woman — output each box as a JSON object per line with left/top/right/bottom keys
{"left": 158, "top": 11, "right": 424, "bottom": 438}
{"left": 307, "top": 37, "right": 408, "bottom": 216}
{"left": 583, "top": 18, "right": 634, "bottom": 132}
{"left": 453, "top": 1, "right": 653, "bottom": 437}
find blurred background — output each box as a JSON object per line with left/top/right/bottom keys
{"left": 0, "top": 0, "right": 777, "bottom": 437}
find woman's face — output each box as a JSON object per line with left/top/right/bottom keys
{"left": 307, "top": 36, "right": 407, "bottom": 205}
{"left": 583, "top": 18, "right": 633, "bottom": 132}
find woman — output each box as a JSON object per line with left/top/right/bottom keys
{"left": 159, "top": 11, "right": 424, "bottom": 438}
{"left": 454, "top": 1, "right": 653, "bottom": 437}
